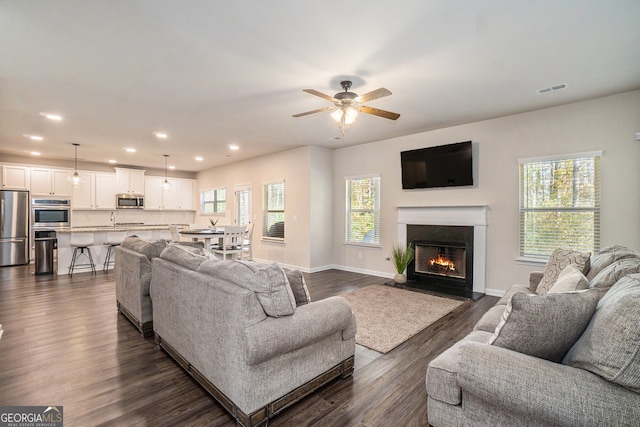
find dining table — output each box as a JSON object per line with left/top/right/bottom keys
{"left": 179, "top": 228, "right": 224, "bottom": 252}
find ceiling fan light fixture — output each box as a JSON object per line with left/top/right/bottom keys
{"left": 330, "top": 109, "right": 343, "bottom": 122}
{"left": 344, "top": 106, "right": 359, "bottom": 125}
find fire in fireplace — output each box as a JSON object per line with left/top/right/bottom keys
{"left": 415, "top": 244, "right": 466, "bottom": 279}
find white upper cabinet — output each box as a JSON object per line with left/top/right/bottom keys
{"left": 144, "top": 176, "right": 194, "bottom": 210}
{"left": 30, "top": 168, "right": 72, "bottom": 196}
{"left": 72, "top": 172, "right": 116, "bottom": 210}
{"left": 94, "top": 173, "right": 117, "bottom": 209}
{"left": 115, "top": 168, "right": 145, "bottom": 194}
{"left": 1, "top": 165, "right": 30, "bottom": 190}
{"left": 71, "top": 172, "right": 95, "bottom": 209}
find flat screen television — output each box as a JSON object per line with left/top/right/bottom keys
{"left": 401, "top": 141, "right": 473, "bottom": 189}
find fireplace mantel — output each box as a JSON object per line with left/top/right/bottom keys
{"left": 397, "top": 206, "right": 488, "bottom": 294}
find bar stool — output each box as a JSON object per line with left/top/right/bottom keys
{"left": 103, "top": 231, "right": 127, "bottom": 272}
{"left": 69, "top": 233, "right": 96, "bottom": 277}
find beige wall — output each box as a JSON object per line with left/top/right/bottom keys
{"left": 332, "top": 90, "right": 640, "bottom": 294}
{"left": 309, "top": 146, "right": 334, "bottom": 270}
{"left": 196, "top": 146, "right": 318, "bottom": 269}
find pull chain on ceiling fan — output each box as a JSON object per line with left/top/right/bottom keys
{"left": 292, "top": 80, "right": 400, "bottom": 135}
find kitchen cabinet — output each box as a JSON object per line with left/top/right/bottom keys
{"left": 144, "top": 176, "right": 195, "bottom": 210}
{"left": 30, "top": 168, "right": 72, "bottom": 196}
{"left": 72, "top": 172, "right": 116, "bottom": 210}
{"left": 1, "top": 164, "right": 30, "bottom": 190}
{"left": 115, "top": 168, "right": 145, "bottom": 194}
{"left": 95, "top": 173, "right": 117, "bottom": 209}
{"left": 71, "top": 172, "right": 95, "bottom": 209}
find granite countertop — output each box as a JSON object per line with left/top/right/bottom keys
{"left": 55, "top": 224, "right": 183, "bottom": 233}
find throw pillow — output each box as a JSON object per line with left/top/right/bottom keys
{"left": 159, "top": 243, "right": 207, "bottom": 270}
{"left": 587, "top": 245, "right": 640, "bottom": 281}
{"left": 284, "top": 269, "right": 311, "bottom": 306}
{"left": 547, "top": 264, "right": 590, "bottom": 294}
{"left": 536, "top": 249, "right": 591, "bottom": 295}
{"left": 488, "top": 289, "right": 599, "bottom": 362}
{"left": 198, "top": 260, "right": 297, "bottom": 317}
{"left": 121, "top": 236, "right": 167, "bottom": 259}
{"left": 563, "top": 273, "right": 640, "bottom": 393}
{"left": 588, "top": 258, "right": 640, "bottom": 296}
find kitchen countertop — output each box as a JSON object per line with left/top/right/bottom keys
{"left": 55, "top": 224, "right": 185, "bottom": 233}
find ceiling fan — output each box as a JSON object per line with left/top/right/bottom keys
{"left": 292, "top": 80, "right": 400, "bottom": 134}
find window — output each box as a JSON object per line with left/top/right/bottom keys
{"left": 263, "top": 181, "right": 284, "bottom": 239}
{"left": 200, "top": 187, "right": 226, "bottom": 214}
{"left": 346, "top": 174, "right": 380, "bottom": 245}
{"left": 519, "top": 151, "right": 601, "bottom": 259}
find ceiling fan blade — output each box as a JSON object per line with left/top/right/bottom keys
{"left": 292, "top": 106, "right": 334, "bottom": 118}
{"left": 359, "top": 105, "right": 400, "bottom": 120}
{"left": 303, "top": 89, "right": 337, "bottom": 102}
{"left": 355, "top": 88, "right": 392, "bottom": 103}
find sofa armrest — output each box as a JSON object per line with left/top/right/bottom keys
{"left": 244, "top": 296, "right": 355, "bottom": 366}
{"left": 457, "top": 341, "right": 640, "bottom": 426}
{"left": 529, "top": 271, "right": 543, "bottom": 292}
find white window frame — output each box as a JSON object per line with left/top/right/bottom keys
{"left": 200, "top": 187, "right": 226, "bottom": 215}
{"left": 518, "top": 151, "right": 602, "bottom": 262}
{"left": 345, "top": 174, "right": 381, "bottom": 246}
{"left": 262, "top": 180, "right": 285, "bottom": 241}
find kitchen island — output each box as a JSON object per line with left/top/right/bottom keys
{"left": 54, "top": 225, "right": 180, "bottom": 275}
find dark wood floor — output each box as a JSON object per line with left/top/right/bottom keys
{"left": 0, "top": 264, "right": 497, "bottom": 426}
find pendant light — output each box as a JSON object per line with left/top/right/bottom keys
{"left": 71, "top": 143, "right": 81, "bottom": 186}
{"left": 162, "top": 154, "right": 172, "bottom": 191}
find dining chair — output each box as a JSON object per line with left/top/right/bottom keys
{"left": 169, "top": 225, "right": 181, "bottom": 242}
{"left": 213, "top": 226, "right": 246, "bottom": 260}
{"left": 242, "top": 223, "right": 254, "bottom": 261}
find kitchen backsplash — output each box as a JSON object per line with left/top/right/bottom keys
{"left": 71, "top": 210, "right": 195, "bottom": 227}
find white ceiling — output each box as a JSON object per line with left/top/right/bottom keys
{"left": 1, "top": 0, "right": 639, "bottom": 173}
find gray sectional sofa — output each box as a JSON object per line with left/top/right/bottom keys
{"left": 426, "top": 245, "right": 640, "bottom": 426}
{"left": 115, "top": 237, "right": 168, "bottom": 337}
{"left": 149, "top": 244, "right": 356, "bottom": 427}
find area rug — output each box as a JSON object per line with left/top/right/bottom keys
{"left": 340, "top": 284, "right": 466, "bottom": 353}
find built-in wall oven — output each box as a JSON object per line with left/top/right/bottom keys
{"left": 32, "top": 198, "right": 71, "bottom": 228}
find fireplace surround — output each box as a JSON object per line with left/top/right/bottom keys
{"left": 397, "top": 206, "right": 487, "bottom": 299}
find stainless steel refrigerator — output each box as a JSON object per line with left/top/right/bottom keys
{"left": 0, "top": 190, "right": 29, "bottom": 266}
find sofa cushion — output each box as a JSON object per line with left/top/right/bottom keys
{"left": 587, "top": 245, "right": 640, "bottom": 281}
{"left": 426, "top": 330, "right": 494, "bottom": 405}
{"left": 159, "top": 243, "right": 209, "bottom": 270}
{"left": 496, "top": 284, "right": 534, "bottom": 305}
{"left": 536, "top": 249, "right": 591, "bottom": 295}
{"left": 563, "top": 273, "right": 640, "bottom": 393}
{"left": 488, "top": 289, "right": 599, "bottom": 362}
{"left": 473, "top": 305, "right": 507, "bottom": 333}
{"left": 589, "top": 258, "right": 640, "bottom": 296}
{"left": 197, "top": 260, "right": 297, "bottom": 317}
{"left": 285, "top": 269, "right": 311, "bottom": 306}
{"left": 547, "top": 264, "right": 590, "bottom": 294}
{"left": 121, "top": 236, "right": 167, "bottom": 259}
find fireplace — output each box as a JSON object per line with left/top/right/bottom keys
{"left": 397, "top": 206, "right": 487, "bottom": 300}
{"left": 407, "top": 225, "right": 474, "bottom": 295}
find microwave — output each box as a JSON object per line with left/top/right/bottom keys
{"left": 116, "top": 193, "right": 144, "bottom": 209}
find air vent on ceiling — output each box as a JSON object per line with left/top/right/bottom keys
{"left": 537, "top": 83, "right": 567, "bottom": 95}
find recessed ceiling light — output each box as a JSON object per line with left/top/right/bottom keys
{"left": 168, "top": 165, "right": 176, "bottom": 170}
{"left": 229, "top": 144, "right": 239, "bottom": 150}
{"left": 108, "top": 159, "right": 117, "bottom": 164}
{"left": 125, "top": 147, "right": 136, "bottom": 153}
{"left": 195, "top": 156, "right": 203, "bottom": 161}
{"left": 39, "top": 112, "right": 63, "bottom": 121}
{"left": 153, "top": 132, "right": 168, "bottom": 139}
{"left": 23, "top": 134, "right": 44, "bottom": 141}
{"left": 30, "top": 151, "right": 41, "bottom": 156}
